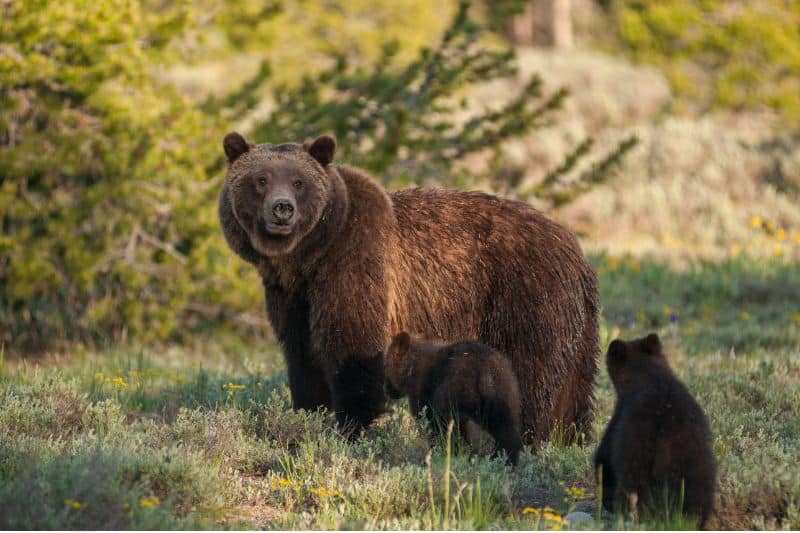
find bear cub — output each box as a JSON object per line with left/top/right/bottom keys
{"left": 594, "top": 333, "right": 716, "bottom": 528}
{"left": 384, "top": 332, "right": 523, "bottom": 465}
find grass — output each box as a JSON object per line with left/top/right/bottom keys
{"left": 1, "top": 255, "right": 798, "bottom": 529}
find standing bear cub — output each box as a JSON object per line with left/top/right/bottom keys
{"left": 218, "top": 132, "right": 599, "bottom": 441}
{"left": 594, "top": 333, "right": 716, "bottom": 528}
{"left": 384, "top": 332, "right": 523, "bottom": 465}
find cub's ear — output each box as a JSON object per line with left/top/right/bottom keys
{"left": 387, "top": 331, "right": 412, "bottom": 358}
{"left": 223, "top": 132, "right": 251, "bottom": 163}
{"left": 642, "top": 332, "right": 663, "bottom": 356}
{"left": 606, "top": 339, "right": 627, "bottom": 365}
{"left": 304, "top": 134, "right": 336, "bottom": 166}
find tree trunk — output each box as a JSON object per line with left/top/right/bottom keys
{"left": 503, "top": 0, "right": 573, "bottom": 48}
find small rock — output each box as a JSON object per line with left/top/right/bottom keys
{"left": 565, "top": 511, "right": 594, "bottom": 528}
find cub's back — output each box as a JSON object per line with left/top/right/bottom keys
{"left": 427, "top": 341, "right": 519, "bottom": 409}
{"left": 613, "top": 376, "right": 714, "bottom": 519}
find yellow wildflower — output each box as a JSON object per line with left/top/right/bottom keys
{"left": 564, "top": 485, "right": 587, "bottom": 499}
{"left": 94, "top": 372, "right": 104, "bottom": 380}
{"left": 607, "top": 257, "right": 619, "bottom": 271}
{"left": 730, "top": 244, "right": 741, "bottom": 258}
{"left": 628, "top": 260, "right": 640, "bottom": 272}
{"left": 111, "top": 377, "right": 127, "bottom": 388}
{"left": 522, "top": 507, "right": 541, "bottom": 516}
{"left": 773, "top": 244, "right": 784, "bottom": 256}
{"left": 739, "top": 311, "right": 751, "bottom": 321}
{"left": 139, "top": 495, "right": 161, "bottom": 508}
{"left": 310, "top": 486, "right": 343, "bottom": 498}
{"left": 270, "top": 478, "right": 297, "bottom": 490}
{"left": 791, "top": 313, "right": 800, "bottom": 325}
{"left": 764, "top": 221, "right": 775, "bottom": 234}
{"left": 64, "top": 499, "right": 85, "bottom": 510}
{"left": 222, "top": 383, "right": 245, "bottom": 390}
{"left": 775, "top": 228, "right": 787, "bottom": 240}
{"left": 750, "top": 215, "right": 763, "bottom": 229}
{"left": 792, "top": 231, "right": 800, "bottom": 243}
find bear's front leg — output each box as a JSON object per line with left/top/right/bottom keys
{"left": 330, "top": 352, "right": 388, "bottom": 435}
{"left": 594, "top": 410, "right": 621, "bottom": 512}
{"left": 264, "top": 279, "right": 332, "bottom": 411}
{"left": 309, "top": 265, "right": 389, "bottom": 436}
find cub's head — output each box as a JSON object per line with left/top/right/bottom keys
{"left": 606, "top": 333, "right": 670, "bottom": 394}
{"left": 384, "top": 331, "right": 444, "bottom": 400}
{"left": 219, "top": 132, "right": 337, "bottom": 259}
{"left": 384, "top": 331, "right": 414, "bottom": 399}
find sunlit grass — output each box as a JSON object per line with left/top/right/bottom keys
{"left": 1, "top": 255, "right": 798, "bottom": 529}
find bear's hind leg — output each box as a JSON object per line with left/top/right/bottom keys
{"left": 483, "top": 399, "right": 523, "bottom": 465}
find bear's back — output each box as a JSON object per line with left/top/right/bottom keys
{"left": 386, "top": 187, "right": 590, "bottom": 340}
{"left": 424, "top": 341, "right": 519, "bottom": 413}
{"left": 612, "top": 373, "right": 715, "bottom": 523}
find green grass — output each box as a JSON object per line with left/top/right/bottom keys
{"left": 1, "top": 256, "right": 798, "bottom": 529}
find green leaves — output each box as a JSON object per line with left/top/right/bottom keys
{"left": 1, "top": 1, "right": 634, "bottom": 352}
{"left": 612, "top": 0, "right": 800, "bottom": 119}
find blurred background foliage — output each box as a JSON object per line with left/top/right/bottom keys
{"left": 1, "top": 0, "right": 798, "bottom": 354}
{"left": 606, "top": 0, "right": 800, "bottom": 119}
{"left": 0, "top": 0, "right": 632, "bottom": 352}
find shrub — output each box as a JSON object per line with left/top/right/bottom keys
{"left": 607, "top": 0, "right": 800, "bottom": 120}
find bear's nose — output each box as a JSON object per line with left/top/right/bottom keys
{"left": 271, "top": 198, "right": 295, "bottom": 223}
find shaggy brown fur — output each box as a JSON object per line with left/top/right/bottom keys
{"left": 384, "top": 332, "right": 523, "bottom": 465}
{"left": 594, "top": 334, "right": 716, "bottom": 528}
{"left": 218, "top": 132, "right": 599, "bottom": 441}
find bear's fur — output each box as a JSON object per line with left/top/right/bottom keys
{"left": 384, "top": 332, "right": 523, "bottom": 465}
{"left": 218, "top": 132, "right": 599, "bottom": 441}
{"left": 594, "top": 333, "right": 716, "bottom": 528}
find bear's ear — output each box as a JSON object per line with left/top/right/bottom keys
{"left": 642, "top": 333, "right": 663, "bottom": 356}
{"left": 388, "top": 331, "right": 411, "bottom": 358}
{"left": 305, "top": 134, "right": 336, "bottom": 166}
{"left": 606, "top": 339, "right": 627, "bottom": 365}
{"left": 223, "top": 132, "right": 251, "bottom": 164}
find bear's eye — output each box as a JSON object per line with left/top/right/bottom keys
{"left": 257, "top": 177, "right": 267, "bottom": 187}
{"left": 293, "top": 180, "right": 303, "bottom": 189}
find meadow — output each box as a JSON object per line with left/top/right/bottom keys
{"left": 4, "top": 1, "right": 800, "bottom": 530}
{"left": 2, "top": 254, "right": 798, "bottom": 530}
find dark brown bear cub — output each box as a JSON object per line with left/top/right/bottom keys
{"left": 384, "top": 332, "right": 523, "bottom": 465}
{"left": 594, "top": 333, "right": 716, "bottom": 528}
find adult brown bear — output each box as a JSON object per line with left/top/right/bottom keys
{"left": 218, "top": 132, "right": 599, "bottom": 443}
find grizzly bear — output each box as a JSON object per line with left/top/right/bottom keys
{"left": 218, "top": 132, "right": 599, "bottom": 440}
{"left": 594, "top": 333, "right": 716, "bottom": 528}
{"left": 384, "top": 331, "right": 523, "bottom": 465}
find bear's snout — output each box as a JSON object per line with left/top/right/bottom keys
{"left": 271, "top": 198, "right": 295, "bottom": 224}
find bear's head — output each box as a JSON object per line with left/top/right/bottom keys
{"left": 219, "top": 132, "right": 338, "bottom": 259}
{"left": 606, "top": 333, "right": 670, "bottom": 394}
